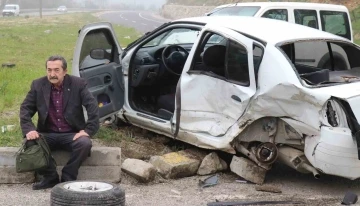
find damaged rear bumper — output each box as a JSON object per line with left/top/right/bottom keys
{"left": 305, "top": 126, "right": 360, "bottom": 180}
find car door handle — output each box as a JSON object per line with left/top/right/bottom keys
{"left": 104, "top": 75, "right": 111, "bottom": 84}
{"left": 231, "top": 95, "right": 242, "bottom": 102}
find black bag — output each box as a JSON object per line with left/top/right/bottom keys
{"left": 15, "top": 135, "right": 52, "bottom": 173}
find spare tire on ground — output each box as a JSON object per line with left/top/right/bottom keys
{"left": 51, "top": 181, "right": 125, "bottom": 206}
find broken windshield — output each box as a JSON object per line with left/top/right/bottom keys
{"left": 280, "top": 40, "right": 360, "bottom": 86}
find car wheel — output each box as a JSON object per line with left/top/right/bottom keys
{"left": 51, "top": 181, "right": 125, "bottom": 206}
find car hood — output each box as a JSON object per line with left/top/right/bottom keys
{"left": 316, "top": 82, "right": 360, "bottom": 121}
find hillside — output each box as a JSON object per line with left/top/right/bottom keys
{"left": 166, "top": 0, "right": 358, "bottom": 10}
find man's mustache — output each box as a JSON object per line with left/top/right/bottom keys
{"left": 49, "top": 76, "right": 58, "bottom": 80}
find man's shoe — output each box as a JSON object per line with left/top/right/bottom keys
{"left": 32, "top": 177, "right": 59, "bottom": 190}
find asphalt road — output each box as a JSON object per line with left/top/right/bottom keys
{"left": 1, "top": 10, "right": 170, "bottom": 34}
{"left": 98, "top": 10, "right": 170, "bottom": 34}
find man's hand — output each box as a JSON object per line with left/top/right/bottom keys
{"left": 26, "top": 131, "right": 39, "bottom": 140}
{"left": 73, "top": 130, "right": 89, "bottom": 141}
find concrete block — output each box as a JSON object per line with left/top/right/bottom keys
{"left": 149, "top": 152, "right": 200, "bottom": 179}
{"left": 0, "top": 147, "right": 18, "bottom": 167}
{"left": 122, "top": 159, "right": 156, "bottom": 183}
{"left": 56, "top": 166, "right": 121, "bottom": 183}
{"left": 230, "top": 156, "right": 266, "bottom": 185}
{"left": 197, "top": 152, "right": 226, "bottom": 175}
{"left": 52, "top": 147, "right": 121, "bottom": 166}
{"left": 0, "top": 147, "right": 121, "bottom": 183}
{"left": 0, "top": 166, "right": 35, "bottom": 183}
{"left": 0, "top": 147, "right": 122, "bottom": 167}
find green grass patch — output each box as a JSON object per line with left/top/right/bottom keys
{"left": 350, "top": 8, "right": 360, "bottom": 44}
{"left": 93, "top": 126, "right": 135, "bottom": 144}
{"left": 0, "top": 12, "right": 140, "bottom": 146}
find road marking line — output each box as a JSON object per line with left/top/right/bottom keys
{"left": 139, "top": 12, "right": 164, "bottom": 23}
{"left": 142, "top": 23, "right": 147, "bottom": 25}
{"left": 132, "top": 21, "right": 136, "bottom": 23}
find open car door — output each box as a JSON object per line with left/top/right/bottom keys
{"left": 72, "top": 22, "right": 124, "bottom": 121}
{"left": 176, "top": 25, "right": 260, "bottom": 149}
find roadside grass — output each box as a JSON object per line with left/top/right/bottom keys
{"left": 0, "top": 12, "right": 140, "bottom": 146}
{"left": 351, "top": 7, "right": 360, "bottom": 44}
{"left": 93, "top": 126, "right": 135, "bottom": 144}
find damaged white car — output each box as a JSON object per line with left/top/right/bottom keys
{"left": 72, "top": 16, "right": 360, "bottom": 181}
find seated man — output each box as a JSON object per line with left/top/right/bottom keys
{"left": 20, "top": 55, "right": 99, "bottom": 190}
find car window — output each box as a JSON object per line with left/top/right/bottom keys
{"left": 208, "top": 34, "right": 225, "bottom": 44}
{"left": 253, "top": 44, "right": 264, "bottom": 74}
{"left": 294, "top": 9, "right": 318, "bottom": 29}
{"left": 279, "top": 40, "right": 360, "bottom": 86}
{"left": 143, "top": 28, "right": 200, "bottom": 47}
{"left": 209, "top": 6, "right": 260, "bottom": 16}
{"left": 226, "top": 40, "right": 250, "bottom": 85}
{"left": 190, "top": 32, "right": 250, "bottom": 86}
{"left": 320, "top": 11, "right": 351, "bottom": 40}
{"left": 4, "top": 5, "right": 16, "bottom": 9}
{"left": 262, "top": 9, "right": 288, "bottom": 21}
{"left": 79, "top": 29, "right": 114, "bottom": 70}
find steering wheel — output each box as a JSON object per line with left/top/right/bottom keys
{"left": 161, "top": 45, "right": 189, "bottom": 76}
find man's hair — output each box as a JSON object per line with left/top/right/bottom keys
{"left": 45, "top": 55, "right": 67, "bottom": 70}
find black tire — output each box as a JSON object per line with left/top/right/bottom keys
{"left": 51, "top": 181, "right": 125, "bottom": 206}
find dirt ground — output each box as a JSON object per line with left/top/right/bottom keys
{"left": 0, "top": 163, "right": 358, "bottom": 206}
{"left": 1, "top": 126, "right": 359, "bottom": 206}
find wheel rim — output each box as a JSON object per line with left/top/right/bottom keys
{"left": 63, "top": 181, "right": 113, "bottom": 192}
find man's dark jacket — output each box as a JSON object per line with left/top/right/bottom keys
{"left": 20, "top": 74, "right": 99, "bottom": 137}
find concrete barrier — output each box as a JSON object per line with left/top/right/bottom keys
{"left": 0, "top": 147, "right": 121, "bottom": 183}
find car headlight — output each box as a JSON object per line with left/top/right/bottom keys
{"left": 321, "top": 99, "right": 349, "bottom": 128}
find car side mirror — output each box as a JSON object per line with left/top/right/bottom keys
{"left": 90, "top": 48, "right": 111, "bottom": 60}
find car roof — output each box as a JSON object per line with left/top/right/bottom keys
{"left": 213, "top": 2, "right": 348, "bottom": 11}
{"left": 174, "top": 16, "right": 348, "bottom": 45}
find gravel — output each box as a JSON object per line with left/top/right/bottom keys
{"left": 1, "top": 163, "right": 359, "bottom": 206}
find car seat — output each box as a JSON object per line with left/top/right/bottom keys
{"left": 202, "top": 45, "right": 227, "bottom": 76}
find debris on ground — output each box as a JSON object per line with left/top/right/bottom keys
{"left": 207, "top": 200, "right": 305, "bottom": 206}
{"left": 199, "top": 174, "right": 219, "bottom": 188}
{"left": 230, "top": 156, "right": 266, "bottom": 185}
{"left": 197, "top": 152, "right": 227, "bottom": 175}
{"left": 2, "top": 63, "right": 15, "bottom": 68}
{"left": 255, "top": 185, "right": 282, "bottom": 193}
{"left": 341, "top": 191, "right": 358, "bottom": 205}
{"left": 235, "top": 179, "right": 247, "bottom": 184}
{"left": 170, "top": 189, "right": 181, "bottom": 195}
